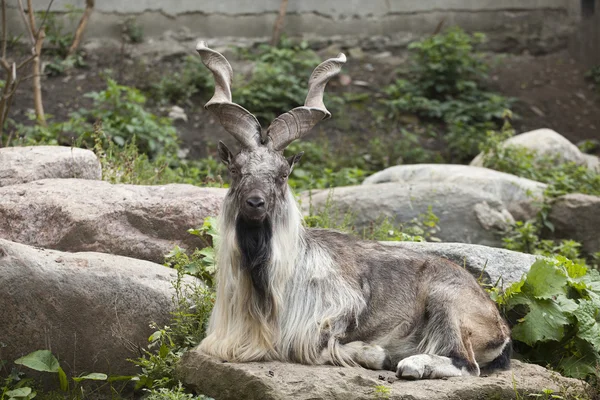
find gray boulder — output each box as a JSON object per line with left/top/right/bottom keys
{"left": 363, "top": 164, "right": 545, "bottom": 223}
{"left": 177, "top": 352, "right": 585, "bottom": 400}
{"left": 0, "top": 239, "right": 200, "bottom": 376}
{"left": 548, "top": 193, "right": 600, "bottom": 255}
{"left": 0, "top": 146, "right": 101, "bottom": 187}
{"left": 302, "top": 181, "right": 522, "bottom": 248}
{"left": 583, "top": 153, "right": 600, "bottom": 173}
{"left": 380, "top": 241, "right": 540, "bottom": 287}
{"left": 471, "top": 128, "right": 590, "bottom": 168}
{"left": 0, "top": 179, "right": 226, "bottom": 263}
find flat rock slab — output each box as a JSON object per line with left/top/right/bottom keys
{"left": 0, "top": 146, "right": 101, "bottom": 187}
{"left": 0, "top": 239, "right": 200, "bottom": 376}
{"left": 0, "top": 179, "right": 226, "bottom": 263}
{"left": 380, "top": 241, "right": 540, "bottom": 286}
{"left": 178, "top": 351, "right": 585, "bottom": 400}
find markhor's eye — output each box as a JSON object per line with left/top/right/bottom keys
{"left": 230, "top": 168, "right": 237, "bottom": 175}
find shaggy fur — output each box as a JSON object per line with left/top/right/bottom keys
{"left": 195, "top": 43, "right": 511, "bottom": 379}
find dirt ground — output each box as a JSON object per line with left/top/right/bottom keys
{"left": 5, "top": 42, "right": 600, "bottom": 159}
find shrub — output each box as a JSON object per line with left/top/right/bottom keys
{"left": 73, "top": 78, "right": 179, "bottom": 157}
{"left": 383, "top": 27, "right": 514, "bottom": 161}
{"left": 91, "top": 123, "right": 226, "bottom": 187}
{"left": 133, "top": 221, "right": 218, "bottom": 391}
{"left": 148, "top": 56, "right": 214, "bottom": 106}
{"left": 233, "top": 41, "right": 323, "bottom": 125}
{"left": 585, "top": 65, "right": 600, "bottom": 92}
{"left": 492, "top": 257, "right": 600, "bottom": 379}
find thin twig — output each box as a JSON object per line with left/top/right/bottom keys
{"left": 1, "top": 0, "right": 7, "bottom": 60}
{"left": 0, "top": 58, "right": 9, "bottom": 71}
{"left": 68, "top": 0, "right": 93, "bottom": 56}
{"left": 271, "top": 0, "right": 288, "bottom": 46}
{"left": 36, "top": 0, "right": 55, "bottom": 38}
{"left": 16, "top": 0, "right": 35, "bottom": 46}
{"left": 27, "top": 0, "right": 36, "bottom": 37}
{"left": 16, "top": 53, "right": 36, "bottom": 70}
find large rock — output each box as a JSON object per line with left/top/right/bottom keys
{"left": 0, "top": 239, "right": 200, "bottom": 376}
{"left": 177, "top": 352, "right": 585, "bottom": 400}
{"left": 380, "top": 241, "right": 539, "bottom": 286}
{"left": 548, "top": 193, "right": 600, "bottom": 255}
{"left": 583, "top": 153, "right": 600, "bottom": 173}
{"left": 0, "top": 146, "right": 101, "bottom": 187}
{"left": 471, "top": 128, "right": 590, "bottom": 168}
{"left": 0, "top": 179, "right": 226, "bottom": 263}
{"left": 363, "top": 164, "right": 546, "bottom": 222}
{"left": 301, "top": 180, "right": 531, "bottom": 248}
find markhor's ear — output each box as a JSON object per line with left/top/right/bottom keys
{"left": 218, "top": 141, "right": 234, "bottom": 165}
{"left": 287, "top": 152, "right": 304, "bottom": 171}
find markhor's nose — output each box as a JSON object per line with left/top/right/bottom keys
{"left": 246, "top": 197, "right": 265, "bottom": 209}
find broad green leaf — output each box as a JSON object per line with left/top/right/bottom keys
{"left": 580, "top": 268, "right": 600, "bottom": 298}
{"left": 556, "top": 295, "right": 578, "bottom": 314}
{"left": 107, "top": 375, "right": 135, "bottom": 382}
{"left": 14, "top": 350, "right": 60, "bottom": 373}
{"left": 573, "top": 300, "right": 600, "bottom": 352}
{"left": 148, "top": 330, "right": 162, "bottom": 343}
{"left": 6, "top": 387, "right": 32, "bottom": 398}
{"left": 511, "top": 298, "right": 571, "bottom": 345}
{"left": 559, "top": 339, "right": 600, "bottom": 379}
{"left": 525, "top": 259, "right": 567, "bottom": 299}
{"left": 159, "top": 343, "right": 169, "bottom": 359}
{"left": 499, "top": 279, "right": 525, "bottom": 306}
{"left": 72, "top": 372, "right": 108, "bottom": 382}
{"left": 58, "top": 367, "right": 69, "bottom": 392}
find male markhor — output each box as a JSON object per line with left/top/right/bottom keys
{"left": 195, "top": 41, "right": 511, "bottom": 379}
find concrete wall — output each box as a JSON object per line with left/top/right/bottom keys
{"left": 4, "top": 0, "right": 579, "bottom": 53}
{"left": 569, "top": 0, "right": 600, "bottom": 67}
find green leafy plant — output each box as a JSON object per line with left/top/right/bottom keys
{"left": 2, "top": 350, "right": 131, "bottom": 399}
{"left": 146, "top": 383, "right": 213, "bottom": 400}
{"left": 122, "top": 17, "right": 144, "bottom": 43}
{"left": 585, "top": 65, "right": 600, "bottom": 92}
{"left": 372, "top": 383, "right": 391, "bottom": 400}
{"left": 90, "top": 122, "right": 226, "bottom": 187}
{"left": 133, "top": 222, "right": 218, "bottom": 391}
{"left": 383, "top": 27, "right": 513, "bottom": 161}
{"left": 493, "top": 257, "right": 600, "bottom": 379}
{"left": 233, "top": 41, "right": 325, "bottom": 125}
{"left": 148, "top": 56, "right": 214, "bottom": 106}
{"left": 74, "top": 77, "right": 179, "bottom": 157}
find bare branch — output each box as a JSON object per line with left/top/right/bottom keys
{"left": 36, "top": 0, "right": 56, "bottom": 38}
{"left": 17, "top": 0, "right": 35, "bottom": 46}
{"left": 0, "top": 58, "right": 9, "bottom": 71}
{"left": 1, "top": 0, "right": 7, "bottom": 60}
{"left": 32, "top": 27, "right": 46, "bottom": 126}
{"left": 27, "top": 0, "right": 36, "bottom": 36}
{"left": 68, "top": 0, "right": 94, "bottom": 56}
{"left": 16, "top": 53, "right": 36, "bottom": 70}
{"left": 271, "top": 0, "right": 288, "bottom": 47}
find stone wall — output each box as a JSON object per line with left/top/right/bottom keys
{"left": 5, "top": 0, "right": 579, "bottom": 53}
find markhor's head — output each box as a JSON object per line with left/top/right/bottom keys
{"left": 196, "top": 42, "right": 345, "bottom": 223}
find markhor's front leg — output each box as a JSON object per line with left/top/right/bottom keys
{"left": 396, "top": 354, "right": 480, "bottom": 379}
{"left": 319, "top": 341, "right": 392, "bottom": 370}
